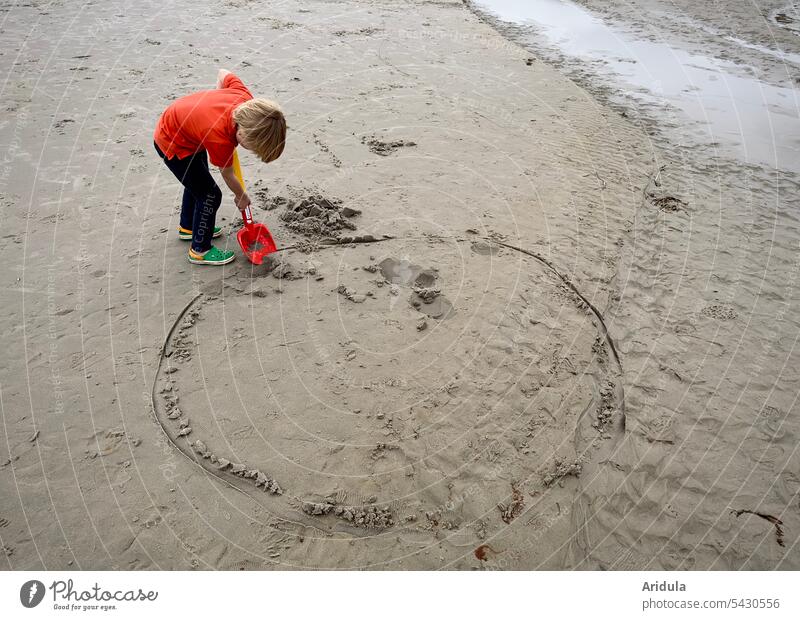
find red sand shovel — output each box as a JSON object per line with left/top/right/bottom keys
{"left": 232, "top": 150, "right": 277, "bottom": 264}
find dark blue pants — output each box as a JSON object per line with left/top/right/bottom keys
{"left": 154, "top": 141, "right": 222, "bottom": 253}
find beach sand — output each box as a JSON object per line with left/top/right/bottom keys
{"left": 467, "top": 0, "right": 800, "bottom": 569}
{"left": 0, "top": 0, "right": 796, "bottom": 569}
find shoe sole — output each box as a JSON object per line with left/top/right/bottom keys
{"left": 179, "top": 231, "right": 223, "bottom": 241}
{"left": 188, "top": 254, "right": 235, "bottom": 266}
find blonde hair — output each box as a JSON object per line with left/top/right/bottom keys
{"left": 233, "top": 98, "right": 286, "bottom": 163}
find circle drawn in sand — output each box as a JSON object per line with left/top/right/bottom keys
{"left": 153, "top": 238, "right": 623, "bottom": 567}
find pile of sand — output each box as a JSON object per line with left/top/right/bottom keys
{"left": 278, "top": 193, "right": 361, "bottom": 239}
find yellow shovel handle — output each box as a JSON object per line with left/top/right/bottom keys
{"left": 232, "top": 149, "right": 246, "bottom": 191}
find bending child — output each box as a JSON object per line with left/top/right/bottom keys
{"left": 153, "top": 69, "right": 286, "bottom": 265}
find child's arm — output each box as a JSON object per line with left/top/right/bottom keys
{"left": 219, "top": 166, "right": 251, "bottom": 211}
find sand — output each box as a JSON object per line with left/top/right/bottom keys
{"left": 1, "top": 0, "right": 796, "bottom": 570}
{"left": 469, "top": 0, "right": 800, "bottom": 569}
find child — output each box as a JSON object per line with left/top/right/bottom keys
{"left": 153, "top": 69, "right": 286, "bottom": 265}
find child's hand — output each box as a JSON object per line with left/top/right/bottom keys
{"left": 235, "top": 192, "right": 251, "bottom": 212}
{"left": 216, "top": 68, "right": 231, "bottom": 89}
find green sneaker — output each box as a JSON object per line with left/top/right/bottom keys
{"left": 178, "top": 226, "right": 222, "bottom": 241}
{"left": 188, "top": 246, "right": 235, "bottom": 266}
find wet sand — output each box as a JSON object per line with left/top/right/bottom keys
{"left": 1, "top": 0, "right": 796, "bottom": 570}
{"left": 473, "top": 0, "right": 800, "bottom": 172}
